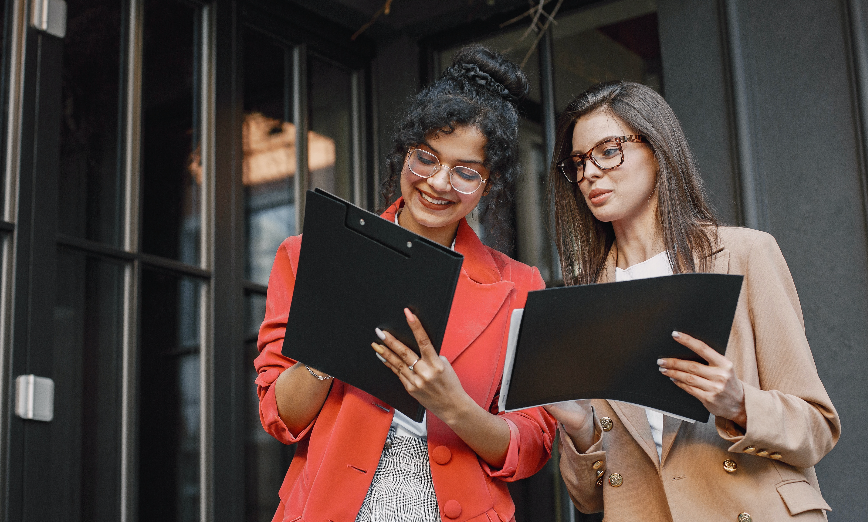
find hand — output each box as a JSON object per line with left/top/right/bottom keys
{"left": 660, "top": 331, "right": 747, "bottom": 428}
{"left": 544, "top": 400, "right": 597, "bottom": 453}
{"left": 371, "top": 308, "right": 470, "bottom": 421}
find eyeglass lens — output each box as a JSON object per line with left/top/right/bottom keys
{"left": 407, "top": 149, "right": 484, "bottom": 194}
{"left": 561, "top": 140, "right": 624, "bottom": 182}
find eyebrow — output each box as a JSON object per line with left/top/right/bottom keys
{"left": 571, "top": 135, "right": 621, "bottom": 155}
{"left": 424, "top": 142, "right": 486, "bottom": 165}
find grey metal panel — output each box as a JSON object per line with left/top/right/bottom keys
{"left": 658, "top": 0, "right": 741, "bottom": 225}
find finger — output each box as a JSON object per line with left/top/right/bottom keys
{"left": 404, "top": 308, "right": 438, "bottom": 361}
{"left": 661, "top": 366, "right": 718, "bottom": 393}
{"left": 371, "top": 342, "right": 408, "bottom": 375}
{"left": 659, "top": 357, "right": 720, "bottom": 382}
{"left": 669, "top": 330, "right": 728, "bottom": 366}
{"left": 376, "top": 326, "right": 420, "bottom": 367}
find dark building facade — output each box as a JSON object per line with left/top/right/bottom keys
{"left": 1, "top": 0, "right": 866, "bottom": 520}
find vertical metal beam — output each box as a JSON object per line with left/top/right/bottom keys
{"left": 845, "top": 0, "right": 868, "bottom": 238}
{"left": 0, "top": 2, "right": 28, "bottom": 519}
{"left": 351, "top": 70, "right": 364, "bottom": 208}
{"left": 294, "top": 44, "right": 309, "bottom": 234}
{"left": 538, "top": 28, "right": 562, "bottom": 283}
{"left": 121, "top": 0, "right": 144, "bottom": 520}
{"left": 199, "top": 4, "right": 216, "bottom": 522}
{"left": 720, "top": 0, "right": 765, "bottom": 230}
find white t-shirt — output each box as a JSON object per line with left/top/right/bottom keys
{"left": 614, "top": 250, "right": 673, "bottom": 462}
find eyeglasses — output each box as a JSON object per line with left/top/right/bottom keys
{"left": 557, "top": 135, "right": 647, "bottom": 184}
{"left": 406, "top": 148, "right": 487, "bottom": 195}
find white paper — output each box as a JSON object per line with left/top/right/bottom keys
{"left": 498, "top": 309, "right": 524, "bottom": 412}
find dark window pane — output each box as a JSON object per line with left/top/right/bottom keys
{"left": 55, "top": 249, "right": 124, "bottom": 521}
{"left": 243, "top": 29, "right": 295, "bottom": 285}
{"left": 553, "top": 9, "right": 662, "bottom": 110}
{"left": 139, "top": 269, "right": 202, "bottom": 522}
{"left": 141, "top": 0, "right": 200, "bottom": 264}
{"left": 308, "top": 56, "right": 352, "bottom": 201}
{"left": 244, "top": 292, "right": 293, "bottom": 522}
{"left": 58, "top": 0, "right": 123, "bottom": 245}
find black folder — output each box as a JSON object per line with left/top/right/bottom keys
{"left": 499, "top": 274, "right": 743, "bottom": 422}
{"left": 283, "top": 189, "right": 464, "bottom": 421}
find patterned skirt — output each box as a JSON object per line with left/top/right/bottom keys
{"left": 355, "top": 426, "right": 441, "bottom": 522}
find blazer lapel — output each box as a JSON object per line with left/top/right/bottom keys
{"left": 438, "top": 220, "right": 514, "bottom": 364}
{"left": 609, "top": 401, "right": 660, "bottom": 468}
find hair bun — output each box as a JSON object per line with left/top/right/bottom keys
{"left": 446, "top": 44, "right": 529, "bottom": 104}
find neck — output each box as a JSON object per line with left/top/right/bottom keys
{"left": 396, "top": 208, "right": 459, "bottom": 248}
{"left": 612, "top": 216, "right": 665, "bottom": 270}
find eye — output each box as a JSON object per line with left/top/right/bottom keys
{"left": 413, "top": 150, "right": 438, "bottom": 166}
{"left": 596, "top": 141, "right": 621, "bottom": 159}
{"left": 452, "top": 166, "right": 481, "bottom": 182}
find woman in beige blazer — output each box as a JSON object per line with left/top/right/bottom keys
{"left": 545, "top": 81, "right": 840, "bottom": 521}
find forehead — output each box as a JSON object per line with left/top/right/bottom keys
{"left": 424, "top": 125, "right": 487, "bottom": 160}
{"left": 571, "top": 110, "right": 633, "bottom": 151}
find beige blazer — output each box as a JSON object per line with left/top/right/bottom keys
{"left": 557, "top": 227, "right": 841, "bottom": 521}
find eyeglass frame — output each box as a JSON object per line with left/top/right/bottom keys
{"left": 405, "top": 148, "right": 488, "bottom": 195}
{"left": 557, "top": 135, "right": 647, "bottom": 184}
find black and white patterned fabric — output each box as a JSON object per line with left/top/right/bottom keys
{"left": 355, "top": 426, "right": 441, "bottom": 522}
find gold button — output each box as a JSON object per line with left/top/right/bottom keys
{"left": 608, "top": 473, "right": 623, "bottom": 487}
{"left": 756, "top": 450, "right": 769, "bottom": 458}
{"left": 738, "top": 512, "right": 752, "bottom": 522}
{"left": 743, "top": 446, "right": 756, "bottom": 453}
{"left": 596, "top": 469, "right": 605, "bottom": 479}
{"left": 723, "top": 459, "right": 738, "bottom": 473}
{"left": 600, "top": 417, "right": 614, "bottom": 431}
{"left": 770, "top": 452, "right": 782, "bottom": 460}
{"left": 592, "top": 460, "right": 604, "bottom": 470}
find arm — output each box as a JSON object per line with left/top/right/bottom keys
{"left": 660, "top": 231, "right": 840, "bottom": 467}
{"left": 254, "top": 236, "right": 332, "bottom": 442}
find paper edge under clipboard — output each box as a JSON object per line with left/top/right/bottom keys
{"left": 498, "top": 308, "right": 524, "bottom": 412}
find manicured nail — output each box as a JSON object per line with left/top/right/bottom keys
{"left": 371, "top": 342, "right": 384, "bottom": 354}
{"left": 375, "top": 328, "right": 386, "bottom": 340}
{"left": 404, "top": 308, "right": 416, "bottom": 323}
{"left": 671, "top": 331, "right": 681, "bottom": 338}
{"left": 375, "top": 352, "right": 387, "bottom": 363}
{"left": 656, "top": 359, "right": 664, "bottom": 366}
{"left": 659, "top": 366, "right": 667, "bottom": 373}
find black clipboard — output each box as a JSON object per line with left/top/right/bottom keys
{"left": 499, "top": 273, "right": 743, "bottom": 422}
{"left": 284, "top": 189, "right": 464, "bottom": 421}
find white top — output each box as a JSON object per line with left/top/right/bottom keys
{"left": 615, "top": 250, "right": 673, "bottom": 462}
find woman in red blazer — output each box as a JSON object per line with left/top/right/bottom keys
{"left": 255, "top": 45, "right": 557, "bottom": 522}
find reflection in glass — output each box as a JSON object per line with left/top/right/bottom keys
{"left": 243, "top": 29, "right": 295, "bottom": 286}
{"left": 139, "top": 269, "right": 202, "bottom": 522}
{"left": 244, "top": 292, "right": 294, "bottom": 522}
{"left": 308, "top": 56, "right": 351, "bottom": 201}
{"left": 58, "top": 0, "right": 123, "bottom": 245}
{"left": 140, "top": 0, "right": 200, "bottom": 264}
{"left": 54, "top": 249, "right": 124, "bottom": 520}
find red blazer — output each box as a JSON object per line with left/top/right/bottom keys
{"left": 255, "top": 199, "right": 557, "bottom": 522}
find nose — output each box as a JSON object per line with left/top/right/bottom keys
{"left": 426, "top": 165, "right": 453, "bottom": 192}
{"left": 581, "top": 159, "right": 605, "bottom": 182}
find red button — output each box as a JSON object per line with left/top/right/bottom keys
{"left": 431, "top": 445, "right": 452, "bottom": 465}
{"left": 443, "top": 500, "right": 462, "bottom": 519}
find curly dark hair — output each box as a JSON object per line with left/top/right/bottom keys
{"left": 379, "top": 44, "right": 528, "bottom": 246}
{"left": 549, "top": 81, "right": 720, "bottom": 285}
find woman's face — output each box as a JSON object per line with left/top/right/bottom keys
{"left": 398, "top": 125, "right": 489, "bottom": 247}
{"left": 571, "top": 110, "right": 658, "bottom": 230}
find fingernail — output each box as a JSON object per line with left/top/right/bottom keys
{"left": 371, "top": 342, "right": 384, "bottom": 354}
{"left": 375, "top": 352, "right": 386, "bottom": 363}
{"left": 375, "top": 328, "right": 386, "bottom": 340}
{"left": 656, "top": 359, "right": 664, "bottom": 366}
{"left": 669, "top": 377, "right": 676, "bottom": 382}
{"left": 671, "top": 331, "right": 680, "bottom": 338}
{"left": 404, "top": 308, "right": 416, "bottom": 323}
{"left": 659, "top": 366, "right": 666, "bottom": 373}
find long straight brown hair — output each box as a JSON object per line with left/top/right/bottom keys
{"left": 549, "top": 81, "right": 720, "bottom": 286}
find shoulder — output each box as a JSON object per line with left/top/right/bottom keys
{"left": 714, "top": 226, "right": 781, "bottom": 259}
{"left": 484, "top": 246, "right": 545, "bottom": 290}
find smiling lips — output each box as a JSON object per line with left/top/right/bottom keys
{"left": 587, "top": 188, "right": 612, "bottom": 205}
{"left": 418, "top": 189, "right": 454, "bottom": 208}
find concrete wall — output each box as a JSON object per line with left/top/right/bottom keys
{"left": 660, "top": 0, "right": 868, "bottom": 519}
